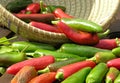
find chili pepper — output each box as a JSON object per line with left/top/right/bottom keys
{"left": 55, "top": 60, "right": 96, "bottom": 80}
{"left": 53, "top": 8, "right": 73, "bottom": 18}
{"left": 38, "top": 57, "right": 87, "bottom": 74}
{"left": 56, "top": 21, "right": 99, "bottom": 45}
{"left": 112, "top": 47, "right": 120, "bottom": 57}
{"left": 53, "top": 18, "right": 103, "bottom": 33}
{"left": 28, "top": 72, "right": 56, "bottom": 83}
{"left": 114, "top": 73, "right": 120, "bottom": 83}
{"left": 33, "top": 49, "right": 80, "bottom": 61}
{"left": 105, "top": 67, "right": 119, "bottom": 83}
{"left": 94, "top": 38, "right": 120, "bottom": 50}
{"left": 26, "top": 3, "right": 40, "bottom": 14}
{"left": 6, "top": 0, "right": 33, "bottom": 13}
{"left": 61, "top": 67, "right": 91, "bottom": 83}
{"left": 88, "top": 51, "right": 116, "bottom": 63}
{"left": 29, "top": 21, "right": 62, "bottom": 33}
{"left": 57, "top": 43, "right": 110, "bottom": 58}
{"left": 6, "top": 55, "right": 55, "bottom": 75}
{"left": 14, "top": 13, "right": 55, "bottom": 24}
{"left": 86, "top": 63, "right": 108, "bottom": 83}
{"left": 47, "top": 57, "right": 87, "bottom": 72}
{"left": 0, "top": 51, "right": 26, "bottom": 67}
{"left": 107, "top": 58, "right": 120, "bottom": 70}
{"left": 11, "top": 66, "right": 37, "bottom": 83}
{"left": 11, "top": 41, "right": 55, "bottom": 52}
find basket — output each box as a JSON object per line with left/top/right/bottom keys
{"left": 0, "top": 0, "right": 120, "bottom": 44}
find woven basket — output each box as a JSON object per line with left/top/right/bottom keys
{"left": 0, "top": 0, "right": 120, "bottom": 44}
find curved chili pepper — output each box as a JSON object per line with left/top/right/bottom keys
{"left": 53, "top": 8, "right": 73, "bottom": 18}
{"left": 26, "top": 3, "right": 40, "bottom": 14}
{"left": 57, "top": 21, "right": 99, "bottom": 45}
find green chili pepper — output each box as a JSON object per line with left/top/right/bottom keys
{"left": 86, "top": 63, "right": 108, "bottom": 83}
{"left": 105, "top": 67, "right": 119, "bottom": 83}
{"left": 61, "top": 67, "right": 91, "bottom": 83}
{"left": 11, "top": 41, "right": 55, "bottom": 52}
{"left": 57, "top": 43, "right": 110, "bottom": 58}
{"left": 88, "top": 51, "right": 116, "bottom": 63}
{"left": 0, "top": 52, "right": 26, "bottom": 67}
{"left": 52, "top": 18, "right": 103, "bottom": 33}
{"left": 33, "top": 49, "right": 80, "bottom": 61}
{"left": 112, "top": 47, "right": 120, "bottom": 57}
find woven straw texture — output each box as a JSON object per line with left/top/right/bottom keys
{"left": 0, "top": 0, "right": 120, "bottom": 44}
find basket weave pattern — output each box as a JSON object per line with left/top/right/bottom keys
{"left": 0, "top": 0, "right": 120, "bottom": 43}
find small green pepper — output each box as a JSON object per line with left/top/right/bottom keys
{"left": 61, "top": 67, "right": 91, "bottom": 83}
{"left": 86, "top": 63, "right": 108, "bottom": 83}
{"left": 88, "top": 51, "right": 116, "bottom": 63}
{"left": 105, "top": 67, "right": 119, "bottom": 83}
{"left": 0, "top": 52, "right": 26, "bottom": 67}
{"left": 112, "top": 47, "right": 120, "bottom": 57}
{"left": 52, "top": 18, "right": 103, "bottom": 33}
{"left": 11, "top": 41, "right": 55, "bottom": 52}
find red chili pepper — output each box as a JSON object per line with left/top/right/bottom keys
{"left": 57, "top": 21, "right": 99, "bottom": 45}
{"left": 107, "top": 58, "right": 120, "bottom": 70}
{"left": 29, "top": 72, "right": 56, "bottom": 83}
{"left": 26, "top": 3, "right": 40, "bottom": 14}
{"left": 53, "top": 8, "right": 73, "bottom": 18}
{"left": 14, "top": 13, "right": 55, "bottom": 23}
{"left": 94, "top": 38, "right": 120, "bottom": 50}
{"left": 55, "top": 60, "right": 96, "bottom": 80}
{"left": 6, "top": 55, "right": 55, "bottom": 75}
{"left": 29, "top": 21, "right": 62, "bottom": 33}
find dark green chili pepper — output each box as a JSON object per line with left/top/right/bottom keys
{"left": 86, "top": 63, "right": 108, "bottom": 83}
{"left": 11, "top": 41, "right": 55, "bottom": 52}
{"left": 57, "top": 43, "right": 110, "bottom": 58}
{"left": 0, "top": 52, "right": 26, "bottom": 67}
{"left": 6, "top": 0, "right": 33, "bottom": 13}
{"left": 52, "top": 18, "right": 103, "bottom": 33}
{"left": 61, "top": 67, "right": 91, "bottom": 83}
{"left": 105, "top": 67, "right": 119, "bottom": 83}
{"left": 88, "top": 51, "right": 116, "bottom": 63}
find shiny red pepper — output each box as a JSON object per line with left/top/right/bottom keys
{"left": 53, "top": 8, "right": 73, "bottom": 18}
{"left": 94, "top": 38, "right": 120, "bottom": 50}
{"left": 57, "top": 21, "right": 99, "bottom": 45}
{"left": 26, "top": 3, "right": 40, "bottom": 14}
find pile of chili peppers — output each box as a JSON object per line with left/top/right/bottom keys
{"left": 6, "top": 0, "right": 114, "bottom": 45}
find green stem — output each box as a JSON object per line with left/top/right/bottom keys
{"left": 115, "top": 38, "right": 120, "bottom": 47}
{"left": 98, "top": 29, "right": 110, "bottom": 39}
{"left": 37, "top": 67, "right": 50, "bottom": 74}
{"left": 0, "top": 36, "right": 17, "bottom": 44}
{"left": 55, "top": 71, "right": 64, "bottom": 81}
